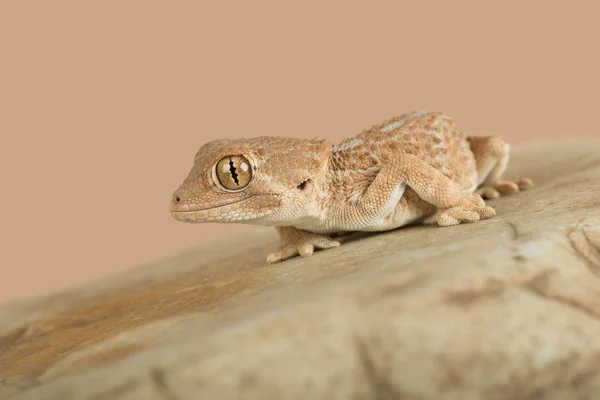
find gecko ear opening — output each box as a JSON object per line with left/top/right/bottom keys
{"left": 214, "top": 155, "right": 253, "bottom": 191}
{"left": 297, "top": 179, "right": 311, "bottom": 190}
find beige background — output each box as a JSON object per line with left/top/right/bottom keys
{"left": 0, "top": 1, "right": 598, "bottom": 305}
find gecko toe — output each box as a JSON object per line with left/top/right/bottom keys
{"left": 469, "top": 194, "right": 487, "bottom": 208}
{"left": 438, "top": 214, "right": 461, "bottom": 227}
{"left": 442, "top": 207, "right": 480, "bottom": 224}
{"left": 266, "top": 253, "right": 285, "bottom": 264}
{"left": 476, "top": 187, "right": 501, "bottom": 199}
{"left": 494, "top": 181, "right": 519, "bottom": 194}
{"left": 298, "top": 244, "right": 315, "bottom": 257}
{"left": 479, "top": 206, "right": 496, "bottom": 219}
{"left": 266, "top": 246, "right": 299, "bottom": 264}
{"left": 517, "top": 178, "right": 534, "bottom": 190}
{"left": 314, "top": 239, "right": 341, "bottom": 249}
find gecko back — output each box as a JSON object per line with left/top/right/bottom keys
{"left": 331, "top": 111, "right": 478, "bottom": 191}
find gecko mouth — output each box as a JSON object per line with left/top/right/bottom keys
{"left": 170, "top": 196, "right": 260, "bottom": 223}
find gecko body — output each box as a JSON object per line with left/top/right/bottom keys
{"left": 171, "top": 111, "right": 532, "bottom": 263}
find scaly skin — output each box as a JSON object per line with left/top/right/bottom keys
{"left": 170, "top": 111, "right": 533, "bottom": 263}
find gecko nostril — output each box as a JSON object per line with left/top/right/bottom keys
{"left": 176, "top": 197, "right": 181, "bottom": 202}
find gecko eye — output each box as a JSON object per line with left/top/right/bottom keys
{"left": 215, "top": 155, "right": 253, "bottom": 191}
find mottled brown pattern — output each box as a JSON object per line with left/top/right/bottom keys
{"left": 171, "top": 111, "right": 532, "bottom": 263}
{"left": 332, "top": 112, "right": 476, "bottom": 190}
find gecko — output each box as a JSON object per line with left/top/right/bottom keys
{"left": 170, "top": 111, "right": 533, "bottom": 264}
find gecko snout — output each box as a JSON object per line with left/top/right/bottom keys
{"left": 172, "top": 191, "right": 182, "bottom": 204}
{"left": 170, "top": 190, "right": 191, "bottom": 212}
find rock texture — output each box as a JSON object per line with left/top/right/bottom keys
{"left": 1, "top": 140, "right": 600, "bottom": 400}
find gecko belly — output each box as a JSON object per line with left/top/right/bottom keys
{"left": 348, "top": 188, "right": 437, "bottom": 232}
{"left": 291, "top": 187, "right": 435, "bottom": 234}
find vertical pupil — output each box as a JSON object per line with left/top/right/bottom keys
{"left": 228, "top": 159, "right": 240, "bottom": 185}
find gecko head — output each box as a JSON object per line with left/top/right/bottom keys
{"left": 170, "top": 136, "right": 332, "bottom": 225}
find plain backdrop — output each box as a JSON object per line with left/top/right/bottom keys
{"left": 1, "top": 1, "right": 598, "bottom": 304}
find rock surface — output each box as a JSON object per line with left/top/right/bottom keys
{"left": 1, "top": 140, "right": 600, "bottom": 400}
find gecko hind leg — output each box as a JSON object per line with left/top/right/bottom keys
{"left": 350, "top": 154, "right": 496, "bottom": 229}
{"left": 468, "top": 135, "right": 533, "bottom": 199}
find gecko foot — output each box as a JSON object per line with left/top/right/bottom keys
{"left": 476, "top": 178, "right": 534, "bottom": 199}
{"left": 425, "top": 193, "right": 496, "bottom": 227}
{"left": 267, "top": 231, "right": 341, "bottom": 264}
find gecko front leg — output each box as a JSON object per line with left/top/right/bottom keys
{"left": 346, "top": 154, "right": 496, "bottom": 227}
{"left": 267, "top": 226, "right": 341, "bottom": 264}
